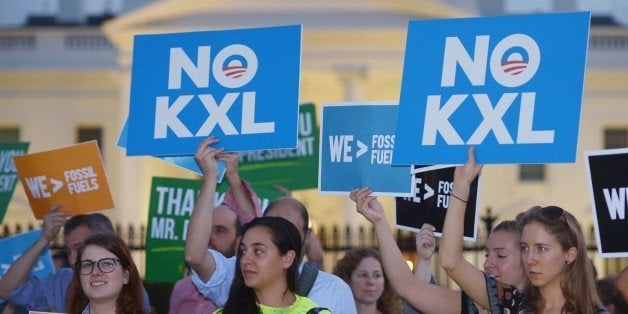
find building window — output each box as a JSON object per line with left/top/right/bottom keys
{"left": 519, "top": 164, "right": 545, "bottom": 181}
{"left": 604, "top": 128, "right": 628, "bottom": 149}
{"left": 0, "top": 128, "right": 19, "bottom": 142}
{"left": 77, "top": 127, "right": 103, "bottom": 151}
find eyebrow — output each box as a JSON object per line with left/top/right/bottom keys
{"left": 241, "top": 242, "right": 267, "bottom": 247}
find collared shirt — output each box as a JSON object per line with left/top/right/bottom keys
{"left": 192, "top": 250, "right": 357, "bottom": 314}
{"left": 9, "top": 267, "right": 152, "bottom": 312}
{"left": 169, "top": 276, "right": 217, "bottom": 314}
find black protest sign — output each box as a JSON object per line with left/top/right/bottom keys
{"left": 585, "top": 149, "right": 628, "bottom": 257}
{"left": 395, "top": 165, "right": 480, "bottom": 241}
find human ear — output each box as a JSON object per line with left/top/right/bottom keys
{"left": 565, "top": 247, "right": 577, "bottom": 264}
{"left": 123, "top": 270, "right": 129, "bottom": 285}
{"left": 283, "top": 250, "right": 296, "bottom": 269}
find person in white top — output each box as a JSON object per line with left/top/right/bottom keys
{"left": 185, "top": 137, "right": 356, "bottom": 314}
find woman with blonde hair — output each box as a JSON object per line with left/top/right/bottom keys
{"left": 517, "top": 206, "right": 605, "bottom": 313}
{"left": 440, "top": 147, "right": 606, "bottom": 313}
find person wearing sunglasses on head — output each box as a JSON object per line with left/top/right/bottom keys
{"left": 515, "top": 205, "right": 607, "bottom": 313}
{"left": 440, "top": 147, "right": 607, "bottom": 314}
{"left": 66, "top": 234, "right": 151, "bottom": 314}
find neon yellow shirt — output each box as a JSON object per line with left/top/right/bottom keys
{"left": 213, "top": 295, "right": 331, "bottom": 313}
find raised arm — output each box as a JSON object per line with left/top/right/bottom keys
{"left": 219, "top": 152, "right": 261, "bottom": 221}
{"left": 351, "top": 188, "right": 460, "bottom": 313}
{"left": 413, "top": 223, "right": 436, "bottom": 283}
{"left": 0, "top": 205, "right": 69, "bottom": 299}
{"left": 439, "top": 147, "right": 489, "bottom": 309}
{"left": 184, "top": 137, "right": 222, "bottom": 282}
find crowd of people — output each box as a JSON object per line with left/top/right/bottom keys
{"left": 1, "top": 141, "right": 627, "bottom": 313}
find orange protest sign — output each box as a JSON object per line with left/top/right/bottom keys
{"left": 13, "top": 141, "right": 114, "bottom": 219}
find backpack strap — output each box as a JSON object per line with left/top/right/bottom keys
{"left": 296, "top": 261, "right": 320, "bottom": 296}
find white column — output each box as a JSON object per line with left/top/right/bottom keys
{"left": 335, "top": 64, "right": 368, "bottom": 246}
{"left": 109, "top": 50, "right": 145, "bottom": 226}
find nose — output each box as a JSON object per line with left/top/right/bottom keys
{"left": 365, "top": 275, "right": 375, "bottom": 285}
{"left": 483, "top": 258, "right": 496, "bottom": 273}
{"left": 240, "top": 253, "right": 253, "bottom": 267}
{"left": 91, "top": 264, "right": 104, "bottom": 276}
{"left": 522, "top": 251, "right": 535, "bottom": 266}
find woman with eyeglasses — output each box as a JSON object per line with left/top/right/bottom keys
{"left": 66, "top": 234, "right": 147, "bottom": 314}
{"left": 439, "top": 147, "right": 607, "bottom": 313}
{"left": 333, "top": 247, "right": 403, "bottom": 314}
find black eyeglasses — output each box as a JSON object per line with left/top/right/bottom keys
{"left": 540, "top": 206, "right": 565, "bottom": 221}
{"left": 78, "top": 258, "right": 123, "bottom": 275}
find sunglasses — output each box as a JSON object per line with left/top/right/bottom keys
{"left": 78, "top": 258, "right": 124, "bottom": 275}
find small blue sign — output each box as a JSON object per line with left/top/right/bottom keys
{"left": 0, "top": 230, "right": 54, "bottom": 279}
{"left": 393, "top": 12, "right": 590, "bottom": 165}
{"left": 117, "top": 120, "right": 225, "bottom": 181}
{"left": 126, "top": 25, "right": 302, "bottom": 156}
{"left": 319, "top": 103, "right": 412, "bottom": 196}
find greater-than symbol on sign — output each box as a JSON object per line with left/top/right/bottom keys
{"left": 413, "top": 178, "right": 435, "bottom": 203}
{"left": 50, "top": 178, "right": 64, "bottom": 193}
{"left": 423, "top": 182, "right": 434, "bottom": 200}
{"left": 356, "top": 140, "right": 368, "bottom": 158}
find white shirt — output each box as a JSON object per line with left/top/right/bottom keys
{"left": 191, "top": 249, "right": 357, "bottom": 314}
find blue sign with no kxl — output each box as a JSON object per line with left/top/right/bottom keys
{"left": 126, "top": 25, "right": 302, "bottom": 156}
{"left": 393, "top": 12, "right": 590, "bottom": 165}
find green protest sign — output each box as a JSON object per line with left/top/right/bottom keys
{"left": 0, "top": 142, "right": 29, "bottom": 223}
{"left": 234, "top": 103, "right": 319, "bottom": 190}
{"left": 145, "top": 176, "right": 285, "bottom": 283}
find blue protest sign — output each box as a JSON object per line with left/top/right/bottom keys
{"left": 126, "top": 25, "right": 302, "bottom": 156}
{"left": 117, "top": 120, "right": 225, "bottom": 181}
{"left": 393, "top": 12, "right": 590, "bottom": 165}
{"left": 0, "top": 230, "right": 54, "bottom": 279}
{"left": 319, "top": 103, "right": 412, "bottom": 196}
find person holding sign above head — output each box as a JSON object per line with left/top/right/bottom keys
{"left": 66, "top": 234, "right": 148, "bottom": 314}
{"left": 185, "top": 137, "right": 356, "bottom": 313}
{"left": 350, "top": 180, "right": 527, "bottom": 312}
{"left": 351, "top": 190, "right": 463, "bottom": 313}
{"left": 169, "top": 140, "right": 263, "bottom": 314}
{"left": 439, "top": 147, "right": 607, "bottom": 313}
{"left": 215, "top": 216, "right": 329, "bottom": 313}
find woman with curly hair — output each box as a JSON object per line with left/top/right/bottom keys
{"left": 334, "top": 247, "right": 403, "bottom": 314}
{"left": 66, "top": 234, "right": 148, "bottom": 314}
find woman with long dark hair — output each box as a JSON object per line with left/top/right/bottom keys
{"left": 217, "top": 216, "right": 329, "bottom": 314}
